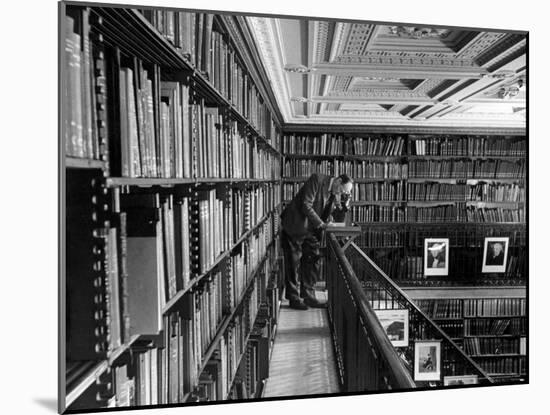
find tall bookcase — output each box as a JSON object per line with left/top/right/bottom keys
{"left": 61, "top": 3, "right": 284, "bottom": 411}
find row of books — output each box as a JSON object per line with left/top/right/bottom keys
{"left": 282, "top": 134, "right": 406, "bottom": 156}
{"left": 349, "top": 204, "right": 525, "bottom": 223}
{"left": 464, "top": 298, "right": 526, "bottom": 317}
{"left": 64, "top": 13, "right": 107, "bottom": 161}
{"left": 409, "top": 135, "right": 526, "bottom": 157}
{"left": 406, "top": 205, "right": 525, "bottom": 223}
{"left": 477, "top": 356, "right": 526, "bottom": 375}
{"left": 349, "top": 205, "right": 406, "bottom": 223}
{"left": 139, "top": 10, "right": 279, "bottom": 145}
{"left": 415, "top": 299, "right": 463, "bottom": 319}
{"left": 353, "top": 181, "right": 405, "bottom": 201}
{"left": 407, "top": 182, "right": 525, "bottom": 202}
{"left": 464, "top": 206, "right": 525, "bottom": 223}
{"left": 463, "top": 337, "right": 521, "bottom": 355}
{"left": 436, "top": 321, "right": 464, "bottom": 339}
{"left": 464, "top": 318, "right": 526, "bottom": 336}
{"left": 284, "top": 182, "right": 406, "bottom": 202}
{"left": 408, "top": 160, "right": 525, "bottom": 179}
{"left": 280, "top": 134, "right": 526, "bottom": 157}
{"left": 358, "top": 228, "right": 406, "bottom": 247}
{"left": 118, "top": 67, "right": 280, "bottom": 179}
{"left": 283, "top": 160, "right": 408, "bottom": 179}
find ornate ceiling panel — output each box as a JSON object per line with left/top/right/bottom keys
{"left": 246, "top": 16, "right": 526, "bottom": 131}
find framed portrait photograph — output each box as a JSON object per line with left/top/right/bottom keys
{"left": 424, "top": 238, "right": 449, "bottom": 276}
{"left": 374, "top": 309, "right": 409, "bottom": 347}
{"left": 414, "top": 340, "right": 441, "bottom": 381}
{"left": 482, "top": 237, "right": 509, "bottom": 273}
{"left": 443, "top": 375, "right": 479, "bottom": 386}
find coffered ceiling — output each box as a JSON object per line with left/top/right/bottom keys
{"left": 246, "top": 17, "right": 526, "bottom": 131}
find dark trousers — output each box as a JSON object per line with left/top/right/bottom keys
{"left": 281, "top": 229, "right": 322, "bottom": 302}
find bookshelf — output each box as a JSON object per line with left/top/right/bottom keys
{"left": 62, "top": 2, "right": 283, "bottom": 411}
{"left": 415, "top": 297, "right": 527, "bottom": 381}
{"left": 281, "top": 133, "right": 525, "bottom": 223}
{"left": 281, "top": 132, "right": 526, "bottom": 286}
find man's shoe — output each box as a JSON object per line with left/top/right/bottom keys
{"left": 304, "top": 298, "right": 326, "bottom": 308}
{"left": 289, "top": 299, "right": 308, "bottom": 310}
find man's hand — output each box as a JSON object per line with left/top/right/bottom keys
{"left": 317, "top": 222, "right": 327, "bottom": 231}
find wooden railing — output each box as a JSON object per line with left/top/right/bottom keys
{"left": 325, "top": 233, "right": 416, "bottom": 391}
{"left": 325, "top": 232, "right": 494, "bottom": 388}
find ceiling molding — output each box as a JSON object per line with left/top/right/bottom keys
{"left": 245, "top": 18, "right": 526, "bottom": 130}
{"left": 247, "top": 16, "right": 293, "bottom": 122}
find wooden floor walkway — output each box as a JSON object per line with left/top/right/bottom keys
{"left": 263, "top": 290, "right": 341, "bottom": 397}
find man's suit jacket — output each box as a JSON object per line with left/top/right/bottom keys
{"left": 281, "top": 173, "right": 332, "bottom": 238}
{"left": 486, "top": 251, "right": 504, "bottom": 266}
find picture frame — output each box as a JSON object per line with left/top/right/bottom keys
{"left": 443, "top": 375, "right": 479, "bottom": 386}
{"left": 482, "top": 237, "right": 509, "bottom": 273}
{"left": 414, "top": 340, "right": 441, "bottom": 381}
{"left": 374, "top": 309, "right": 409, "bottom": 347}
{"left": 424, "top": 238, "right": 449, "bottom": 276}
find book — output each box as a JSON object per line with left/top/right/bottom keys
{"left": 126, "top": 208, "right": 165, "bottom": 336}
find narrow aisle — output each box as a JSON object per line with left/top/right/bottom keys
{"left": 263, "top": 291, "right": 340, "bottom": 397}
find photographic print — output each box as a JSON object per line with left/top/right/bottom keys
{"left": 374, "top": 309, "right": 409, "bottom": 347}
{"left": 443, "top": 375, "right": 479, "bottom": 386}
{"left": 482, "top": 237, "right": 509, "bottom": 273}
{"left": 424, "top": 238, "right": 449, "bottom": 276}
{"left": 59, "top": 0, "right": 528, "bottom": 413}
{"left": 414, "top": 340, "right": 441, "bottom": 381}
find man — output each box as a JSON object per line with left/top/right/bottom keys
{"left": 486, "top": 242, "right": 505, "bottom": 266}
{"left": 280, "top": 173, "right": 353, "bottom": 310}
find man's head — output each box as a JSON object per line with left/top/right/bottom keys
{"left": 331, "top": 174, "right": 354, "bottom": 208}
{"left": 491, "top": 242, "right": 503, "bottom": 256}
{"left": 428, "top": 243, "right": 444, "bottom": 258}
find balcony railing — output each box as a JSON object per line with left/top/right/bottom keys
{"left": 325, "top": 232, "right": 416, "bottom": 391}
{"left": 325, "top": 231, "right": 494, "bottom": 391}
